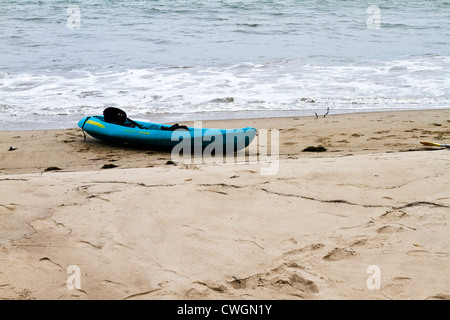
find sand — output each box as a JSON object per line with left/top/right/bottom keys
{"left": 0, "top": 109, "right": 449, "bottom": 300}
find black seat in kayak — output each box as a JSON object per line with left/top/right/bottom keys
{"left": 103, "top": 107, "right": 144, "bottom": 129}
{"left": 103, "top": 107, "right": 127, "bottom": 125}
{"left": 102, "top": 107, "right": 188, "bottom": 131}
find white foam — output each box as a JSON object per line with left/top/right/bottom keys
{"left": 1, "top": 56, "right": 449, "bottom": 130}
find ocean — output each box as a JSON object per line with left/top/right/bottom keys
{"left": 1, "top": 0, "right": 449, "bottom": 130}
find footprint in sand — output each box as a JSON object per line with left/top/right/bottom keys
{"left": 270, "top": 273, "right": 319, "bottom": 294}
{"left": 382, "top": 277, "right": 411, "bottom": 297}
{"left": 376, "top": 225, "right": 404, "bottom": 234}
{"left": 322, "top": 247, "right": 356, "bottom": 261}
{"left": 229, "top": 263, "right": 319, "bottom": 295}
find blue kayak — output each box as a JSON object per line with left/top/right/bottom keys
{"left": 78, "top": 115, "right": 257, "bottom": 152}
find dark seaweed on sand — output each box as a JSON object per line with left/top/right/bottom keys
{"left": 302, "top": 146, "right": 327, "bottom": 152}
{"left": 101, "top": 164, "right": 118, "bottom": 169}
{"left": 44, "top": 166, "right": 62, "bottom": 172}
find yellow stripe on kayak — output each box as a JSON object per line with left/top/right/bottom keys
{"left": 86, "top": 119, "right": 105, "bottom": 128}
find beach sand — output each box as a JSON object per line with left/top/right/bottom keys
{"left": 0, "top": 109, "right": 449, "bottom": 300}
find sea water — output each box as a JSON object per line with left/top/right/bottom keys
{"left": 1, "top": 0, "right": 449, "bottom": 130}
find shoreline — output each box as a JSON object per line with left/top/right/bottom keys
{"left": 2, "top": 107, "right": 450, "bottom": 132}
{"left": 0, "top": 108, "right": 449, "bottom": 300}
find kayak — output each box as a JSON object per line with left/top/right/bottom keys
{"left": 78, "top": 115, "right": 257, "bottom": 152}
